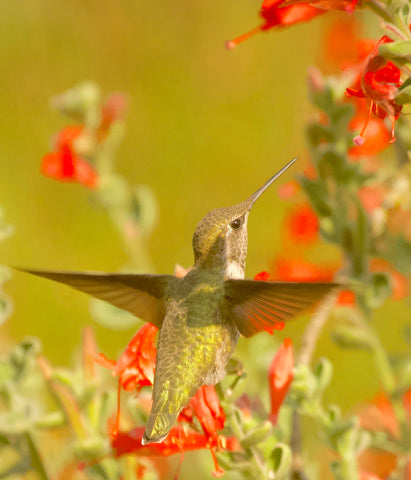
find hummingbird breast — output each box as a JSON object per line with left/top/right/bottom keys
{"left": 143, "top": 276, "right": 239, "bottom": 444}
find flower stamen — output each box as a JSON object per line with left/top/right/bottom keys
{"left": 226, "top": 26, "right": 263, "bottom": 49}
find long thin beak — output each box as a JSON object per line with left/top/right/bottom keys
{"left": 248, "top": 157, "right": 298, "bottom": 208}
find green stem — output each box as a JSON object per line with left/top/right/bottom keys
{"left": 371, "top": 333, "right": 396, "bottom": 393}
{"left": 229, "top": 409, "right": 269, "bottom": 479}
{"left": 25, "top": 432, "right": 50, "bottom": 480}
{"left": 367, "top": 0, "right": 395, "bottom": 25}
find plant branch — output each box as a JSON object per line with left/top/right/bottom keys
{"left": 290, "top": 290, "right": 339, "bottom": 479}
{"left": 298, "top": 290, "right": 340, "bottom": 367}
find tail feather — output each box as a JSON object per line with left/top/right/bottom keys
{"left": 142, "top": 413, "right": 179, "bottom": 444}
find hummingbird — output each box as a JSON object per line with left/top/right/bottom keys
{"left": 21, "top": 158, "right": 337, "bottom": 444}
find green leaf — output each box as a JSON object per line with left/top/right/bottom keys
{"left": 379, "top": 40, "right": 411, "bottom": 61}
{"left": 298, "top": 176, "right": 332, "bottom": 216}
{"left": 343, "top": 201, "right": 369, "bottom": 278}
{"left": 317, "top": 149, "right": 356, "bottom": 183}
{"left": 0, "top": 411, "right": 32, "bottom": 435}
{"left": 329, "top": 102, "right": 354, "bottom": 133}
{"left": 96, "top": 174, "right": 130, "bottom": 209}
{"left": 331, "top": 324, "right": 373, "bottom": 351}
{"left": 331, "top": 306, "right": 373, "bottom": 350}
{"left": 354, "top": 430, "right": 371, "bottom": 455}
{"left": 25, "top": 432, "right": 50, "bottom": 480}
{"left": 34, "top": 411, "right": 65, "bottom": 429}
{"left": 291, "top": 365, "right": 316, "bottom": 400}
{"left": 132, "top": 185, "right": 158, "bottom": 237}
{"left": 240, "top": 421, "right": 272, "bottom": 449}
{"left": 73, "top": 437, "right": 108, "bottom": 461}
{"left": 311, "top": 85, "right": 335, "bottom": 113}
{"left": 9, "top": 338, "right": 42, "bottom": 378}
{"left": 269, "top": 443, "right": 292, "bottom": 478}
{"left": 327, "top": 405, "right": 342, "bottom": 424}
{"left": 306, "top": 123, "right": 333, "bottom": 148}
{"left": 51, "top": 81, "right": 101, "bottom": 127}
{"left": 364, "top": 272, "right": 392, "bottom": 309}
{"left": 0, "top": 295, "right": 13, "bottom": 327}
{"left": 313, "top": 357, "right": 333, "bottom": 397}
{"left": 327, "top": 416, "right": 357, "bottom": 451}
{"left": 225, "top": 357, "right": 244, "bottom": 376}
{"left": 395, "top": 83, "right": 411, "bottom": 105}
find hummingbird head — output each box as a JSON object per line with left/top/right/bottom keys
{"left": 192, "top": 158, "right": 297, "bottom": 278}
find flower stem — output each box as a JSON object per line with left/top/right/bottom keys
{"left": 25, "top": 432, "right": 50, "bottom": 480}
{"left": 291, "top": 290, "right": 339, "bottom": 477}
{"left": 298, "top": 290, "right": 340, "bottom": 366}
{"left": 371, "top": 332, "right": 396, "bottom": 394}
{"left": 367, "top": 0, "right": 395, "bottom": 24}
{"left": 229, "top": 408, "right": 269, "bottom": 479}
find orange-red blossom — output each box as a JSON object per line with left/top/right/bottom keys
{"left": 269, "top": 338, "right": 294, "bottom": 424}
{"left": 227, "top": 0, "right": 362, "bottom": 49}
{"left": 41, "top": 126, "right": 98, "bottom": 189}
{"left": 346, "top": 36, "right": 402, "bottom": 146}
{"left": 96, "top": 323, "right": 235, "bottom": 477}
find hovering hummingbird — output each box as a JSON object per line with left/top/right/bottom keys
{"left": 22, "top": 158, "right": 337, "bottom": 445}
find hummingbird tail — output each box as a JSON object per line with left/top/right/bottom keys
{"left": 142, "top": 413, "right": 179, "bottom": 445}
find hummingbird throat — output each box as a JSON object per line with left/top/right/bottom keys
{"left": 223, "top": 212, "right": 249, "bottom": 280}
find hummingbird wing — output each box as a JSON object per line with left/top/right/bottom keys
{"left": 20, "top": 269, "right": 173, "bottom": 328}
{"left": 224, "top": 280, "right": 339, "bottom": 337}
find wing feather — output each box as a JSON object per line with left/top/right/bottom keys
{"left": 225, "top": 280, "right": 339, "bottom": 337}
{"left": 20, "top": 269, "right": 173, "bottom": 328}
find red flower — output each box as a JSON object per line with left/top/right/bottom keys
{"left": 226, "top": 1, "right": 322, "bottom": 48}
{"left": 323, "top": 19, "right": 366, "bottom": 71}
{"left": 283, "top": 204, "right": 319, "bottom": 244}
{"left": 96, "top": 323, "right": 158, "bottom": 434}
{"left": 272, "top": 256, "right": 336, "bottom": 282}
{"left": 346, "top": 36, "right": 402, "bottom": 145}
{"left": 178, "top": 385, "right": 228, "bottom": 476}
{"left": 41, "top": 126, "right": 98, "bottom": 189}
{"left": 358, "top": 185, "right": 385, "bottom": 213}
{"left": 97, "top": 323, "right": 157, "bottom": 391}
{"left": 188, "top": 385, "right": 226, "bottom": 439}
{"left": 322, "top": 22, "right": 392, "bottom": 155}
{"left": 226, "top": 0, "right": 361, "bottom": 48}
{"left": 359, "top": 392, "right": 399, "bottom": 438}
{"left": 358, "top": 391, "right": 411, "bottom": 479}
{"left": 278, "top": 180, "right": 301, "bottom": 199}
{"left": 254, "top": 271, "right": 270, "bottom": 281}
{"left": 348, "top": 114, "right": 390, "bottom": 157}
{"left": 112, "top": 424, "right": 238, "bottom": 456}
{"left": 112, "top": 425, "right": 238, "bottom": 478}
{"left": 359, "top": 472, "right": 383, "bottom": 480}
{"left": 269, "top": 338, "right": 294, "bottom": 424}
{"left": 336, "top": 290, "right": 356, "bottom": 306}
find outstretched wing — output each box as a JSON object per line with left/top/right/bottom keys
{"left": 225, "top": 279, "right": 339, "bottom": 337}
{"left": 20, "top": 269, "right": 174, "bottom": 329}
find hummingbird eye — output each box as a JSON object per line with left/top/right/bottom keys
{"left": 230, "top": 218, "right": 242, "bottom": 230}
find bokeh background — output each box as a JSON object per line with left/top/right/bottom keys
{"left": 0, "top": 1, "right": 409, "bottom": 476}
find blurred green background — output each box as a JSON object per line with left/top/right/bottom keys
{"left": 0, "top": 0, "right": 408, "bottom": 466}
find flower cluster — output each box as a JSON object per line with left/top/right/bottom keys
{"left": 345, "top": 35, "right": 402, "bottom": 146}
{"left": 41, "top": 85, "right": 128, "bottom": 189}
{"left": 41, "top": 126, "right": 98, "bottom": 188}
{"left": 93, "top": 318, "right": 295, "bottom": 477}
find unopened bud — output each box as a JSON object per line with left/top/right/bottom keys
{"left": 240, "top": 421, "right": 272, "bottom": 449}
